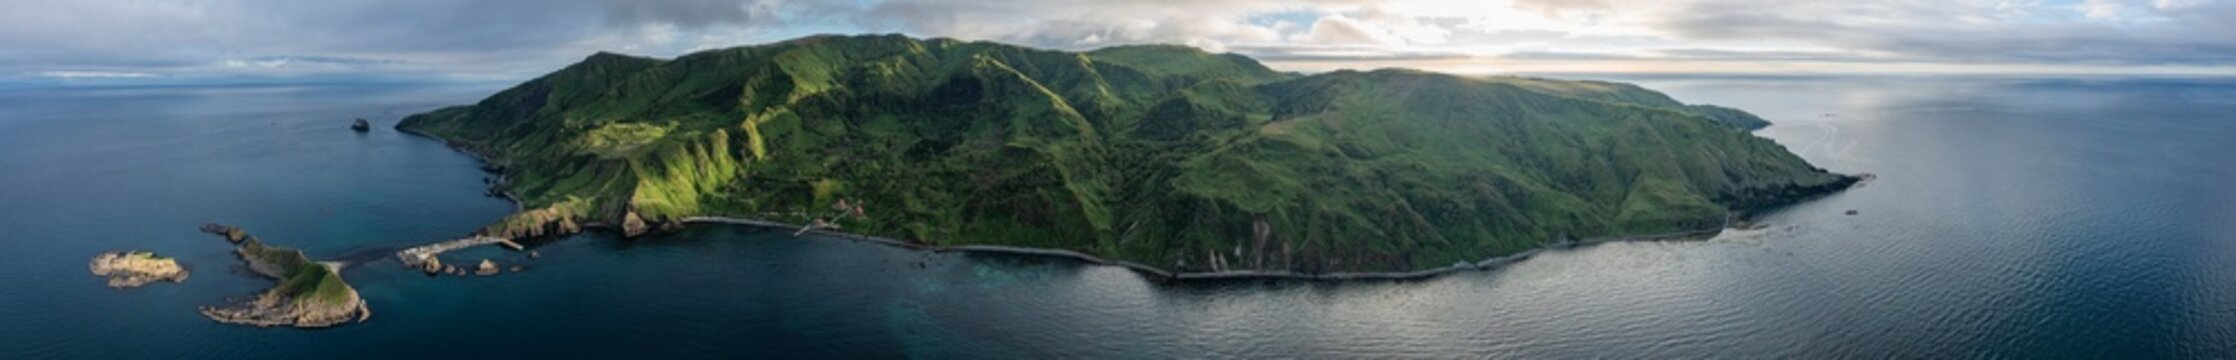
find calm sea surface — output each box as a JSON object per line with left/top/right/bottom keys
{"left": 2, "top": 76, "right": 2233, "bottom": 358}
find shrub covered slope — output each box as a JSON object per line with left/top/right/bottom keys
{"left": 400, "top": 34, "right": 1852, "bottom": 272}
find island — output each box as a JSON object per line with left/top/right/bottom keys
{"left": 89, "top": 251, "right": 188, "bottom": 288}
{"left": 350, "top": 118, "right": 372, "bottom": 132}
{"left": 397, "top": 34, "right": 1855, "bottom": 275}
{"left": 197, "top": 226, "right": 368, "bottom": 327}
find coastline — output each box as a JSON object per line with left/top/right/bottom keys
{"left": 400, "top": 125, "right": 1860, "bottom": 283}
{"left": 680, "top": 215, "right": 1739, "bottom": 282}
{"left": 396, "top": 126, "right": 525, "bottom": 212}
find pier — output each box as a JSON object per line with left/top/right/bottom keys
{"left": 395, "top": 236, "right": 522, "bottom": 267}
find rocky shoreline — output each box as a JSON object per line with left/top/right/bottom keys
{"left": 198, "top": 288, "right": 370, "bottom": 328}
{"left": 381, "top": 173, "right": 1859, "bottom": 283}
{"left": 89, "top": 251, "right": 189, "bottom": 288}
{"left": 197, "top": 225, "right": 369, "bottom": 328}
{"left": 394, "top": 184, "right": 1853, "bottom": 283}
{"left": 683, "top": 215, "right": 1737, "bottom": 282}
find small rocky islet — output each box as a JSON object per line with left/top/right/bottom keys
{"left": 88, "top": 251, "right": 188, "bottom": 288}
{"left": 193, "top": 224, "right": 370, "bottom": 328}
{"left": 89, "top": 225, "right": 366, "bottom": 327}
{"left": 414, "top": 255, "right": 530, "bottom": 277}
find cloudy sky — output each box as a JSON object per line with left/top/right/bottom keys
{"left": 5, "top": 0, "right": 2233, "bottom": 82}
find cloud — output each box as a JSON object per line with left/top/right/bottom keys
{"left": 1643, "top": 0, "right": 2236, "bottom": 65}
{"left": 2, "top": 0, "right": 2232, "bottom": 80}
{"left": 1297, "top": 7, "right": 1457, "bottom": 46}
{"left": 1511, "top": 0, "right": 1610, "bottom": 18}
{"left": 0, "top": 0, "right": 805, "bottom": 79}
{"left": 602, "top": 0, "right": 780, "bottom": 28}
{"left": 1305, "top": 15, "right": 1408, "bottom": 45}
{"left": 1231, "top": 44, "right": 1474, "bottom": 62}
{"left": 36, "top": 71, "right": 160, "bottom": 79}
{"left": 221, "top": 56, "right": 406, "bottom": 69}
{"left": 841, "top": 0, "right": 1322, "bottom": 51}
{"left": 1501, "top": 48, "right": 1887, "bottom": 63}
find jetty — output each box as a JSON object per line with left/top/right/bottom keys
{"left": 395, "top": 236, "right": 521, "bottom": 268}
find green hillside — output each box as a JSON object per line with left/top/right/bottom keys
{"left": 399, "top": 34, "right": 1853, "bottom": 273}
{"left": 236, "top": 237, "right": 356, "bottom": 307}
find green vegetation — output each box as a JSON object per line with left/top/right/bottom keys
{"left": 399, "top": 34, "right": 1853, "bottom": 273}
{"left": 273, "top": 262, "right": 353, "bottom": 306}
{"left": 1479, "top": 76, "right": 1773, "bottom": 129}
{"left": 236, "top": 237, "right": 356, "bottom": 308}
{"left": 198, "top": 230, "right": 364, "bottom": 328}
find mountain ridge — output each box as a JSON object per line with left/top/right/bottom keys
{"left": 399, "top": 33, "right": 1854, "bottom": 273}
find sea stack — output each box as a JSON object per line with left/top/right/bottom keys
{"left": 350, "top": 118, "right": 371, "bottom": 132}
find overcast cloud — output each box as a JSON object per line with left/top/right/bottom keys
{"left": 3, "top": 0, "right": 2231, "bottom": 81}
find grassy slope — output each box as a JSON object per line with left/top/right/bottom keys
{"left": 238, "top": 238, "right": 355, "bottom": 305}
{"left": 399, "top": 34, "right": 1852, "bottom": 272}
{"left": 1483, "top": 76, "right": 1773, "bottom": 129}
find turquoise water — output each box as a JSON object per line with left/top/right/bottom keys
{"left": 2, "top": 77, "right": 2234, "bottom": 357}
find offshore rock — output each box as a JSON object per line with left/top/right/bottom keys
{"left": 200, "top": 223, "right": 249, "bottom": 243}
{"left": 419, "top": 255, "right": 444, "bottom": 275}
{"left": 89, "top": 251, "right": 189, "bottom": 288}
{"left": 350, "top": 118, "right": 371, "bottom": 132}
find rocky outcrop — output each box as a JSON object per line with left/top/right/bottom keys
{"left": 89, "top": 251, "right": 189, "bottom": 288}
{"left": 1718, "top": 175, "right": 1865, "bottom": 214}
{"left": 620, "top": 211, "right": 649, "bottom": 237}
{"left": 480, "top": 207, "right": 583, "bottom": 239}
{"left": 198, "top": 228, "right": 367, "bottom": 328}
{"left": 200, "top": 223, "right": 250, "bottom": 243}
{"left": 200, "top": 297, "right": 367, "bottom": 328}
{"left": 475, "top": 259, "right": 498, "bottom": 276}
{"left": 418, "top": 255, "right": 444, "bottom": 275}
{"left": 198, "top": 279, "right": 367, "bottom": 328}
{"left": 350, "top": 118, "right": 371, "bottom": 132}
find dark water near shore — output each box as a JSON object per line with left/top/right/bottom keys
{"left": 3, "top": 76, "right": 2234, "bottom": 358}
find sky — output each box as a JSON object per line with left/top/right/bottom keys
{"left": 4, "top": 0, "right": 2234, "bottom": 83}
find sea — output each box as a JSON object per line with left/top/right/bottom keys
{"left": 2, "top": 75, "right": 2233, "bottom": 358}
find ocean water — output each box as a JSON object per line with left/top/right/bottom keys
{"left": 1, "top": 76, "right": 2233, "bottom": 358}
